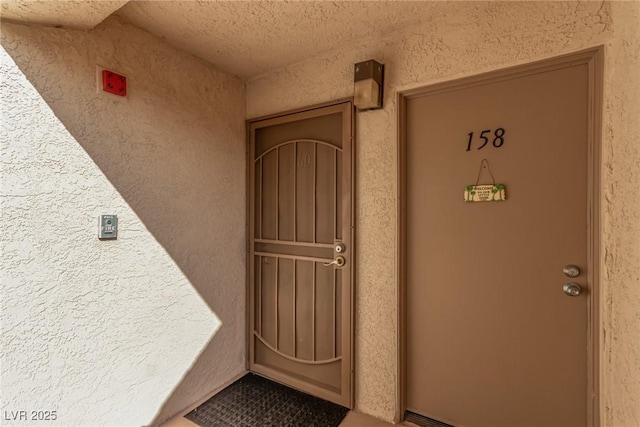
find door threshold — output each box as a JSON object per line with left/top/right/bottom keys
{"left": 405, "top": 411, "right": 455, "bottom": 427}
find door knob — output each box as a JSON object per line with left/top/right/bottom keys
{"left": 323, "top": 256, "right": 345, "bottom": 267}
{"left": 563, "top": 265, "right": 581, "bottom": 278}
{"left": 563, "top": 282, "right": 582, "bottom": 297}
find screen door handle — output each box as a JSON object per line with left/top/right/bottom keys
{"left": 323, "top": 256, "right": 345, "bottom": 267}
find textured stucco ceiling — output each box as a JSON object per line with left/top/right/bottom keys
{"left": 0, "top": 0, "right": 129, "bottom": 30}
{"left": 115, "top": 1, "right": 451, "bottom": 79}
{"left": 1, "top": 1, "right": 459, "bottom": 79}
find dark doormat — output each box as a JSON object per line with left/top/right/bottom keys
{"left": 185, "top": 373, "right": 349, "bottom": 427}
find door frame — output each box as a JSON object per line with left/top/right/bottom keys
{"left": 246, "top": 98, "right": 356, "bottom": 408}
{"left": 396, "top": 47, "right": 603, "bottom": 425}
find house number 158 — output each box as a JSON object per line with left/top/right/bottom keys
{"left": 466, "top": 128, "right": 505, "bottom": 151}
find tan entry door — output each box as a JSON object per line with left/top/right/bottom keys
{"left": 402, "top": 51, "right": 600, "bottom": 427}
{"left": 248, "top": 101, "right": 354, "bottom": 408}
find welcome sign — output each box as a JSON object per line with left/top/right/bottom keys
{"left": 464, "top": 184, "right": 506, "bottom": 202}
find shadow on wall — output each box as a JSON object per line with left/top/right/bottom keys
{"left": 1, "top": 17, "right": 246, "bottom": 425}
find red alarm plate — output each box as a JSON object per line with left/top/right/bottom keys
{"left": 102, "top": 69, "right": 127, "bottom": 97}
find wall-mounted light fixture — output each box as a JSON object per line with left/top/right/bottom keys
{"left": 354, "top": 59, "right": 384, "bottom": 111}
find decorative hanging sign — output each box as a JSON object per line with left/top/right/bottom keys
{"left": 464, "top": 159, "right": 506, "bottom": 202}
{"left": 464, "top": 183, "right": 506, "bottom": 202}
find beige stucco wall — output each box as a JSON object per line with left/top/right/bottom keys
{"left": 602, "top": 3, "right": 640, "bottom": 426}
{"left": 248, "top": 1, "right": 640, "bottom": 425}
{"left": 1, "top": 16, "right": 246, "bottom": 425}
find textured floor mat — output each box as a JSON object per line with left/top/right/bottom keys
{"left": 185, "top": 373, "right": 349, "bottom": 427}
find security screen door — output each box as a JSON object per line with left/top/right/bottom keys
{"left": 248, "top": 101, "right": 354, "bottom": 408}
{"left": 403, "top": 51, "right": 599, "bottom": 427}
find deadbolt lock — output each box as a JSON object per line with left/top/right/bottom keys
{"left": 335, "top": 243, "right": 346, "bottom": 253}
{"left": 563, "top": 265, "right": 581, "bottom": 278}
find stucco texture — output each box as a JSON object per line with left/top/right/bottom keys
{"left": 0, "top": 0, "right": 128, "bottom": 30}
{"left": 247, "top": 1, "right": 639, "bottom": 425}
{"left": 602, "top": 3, "right": 640, "bottom": 426}
{"left": 116, "top": 1, "right": 467, "bottom": 79}
{"left": 1, "top": 16, "right": 245, "bottom": 426}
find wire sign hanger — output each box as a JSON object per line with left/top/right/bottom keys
{"left": 464, "top": 159, "right": 506, "bottom": 202}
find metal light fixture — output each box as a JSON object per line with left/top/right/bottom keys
{"left": 354, "top": 59, "right": 384, "bottom": 111}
